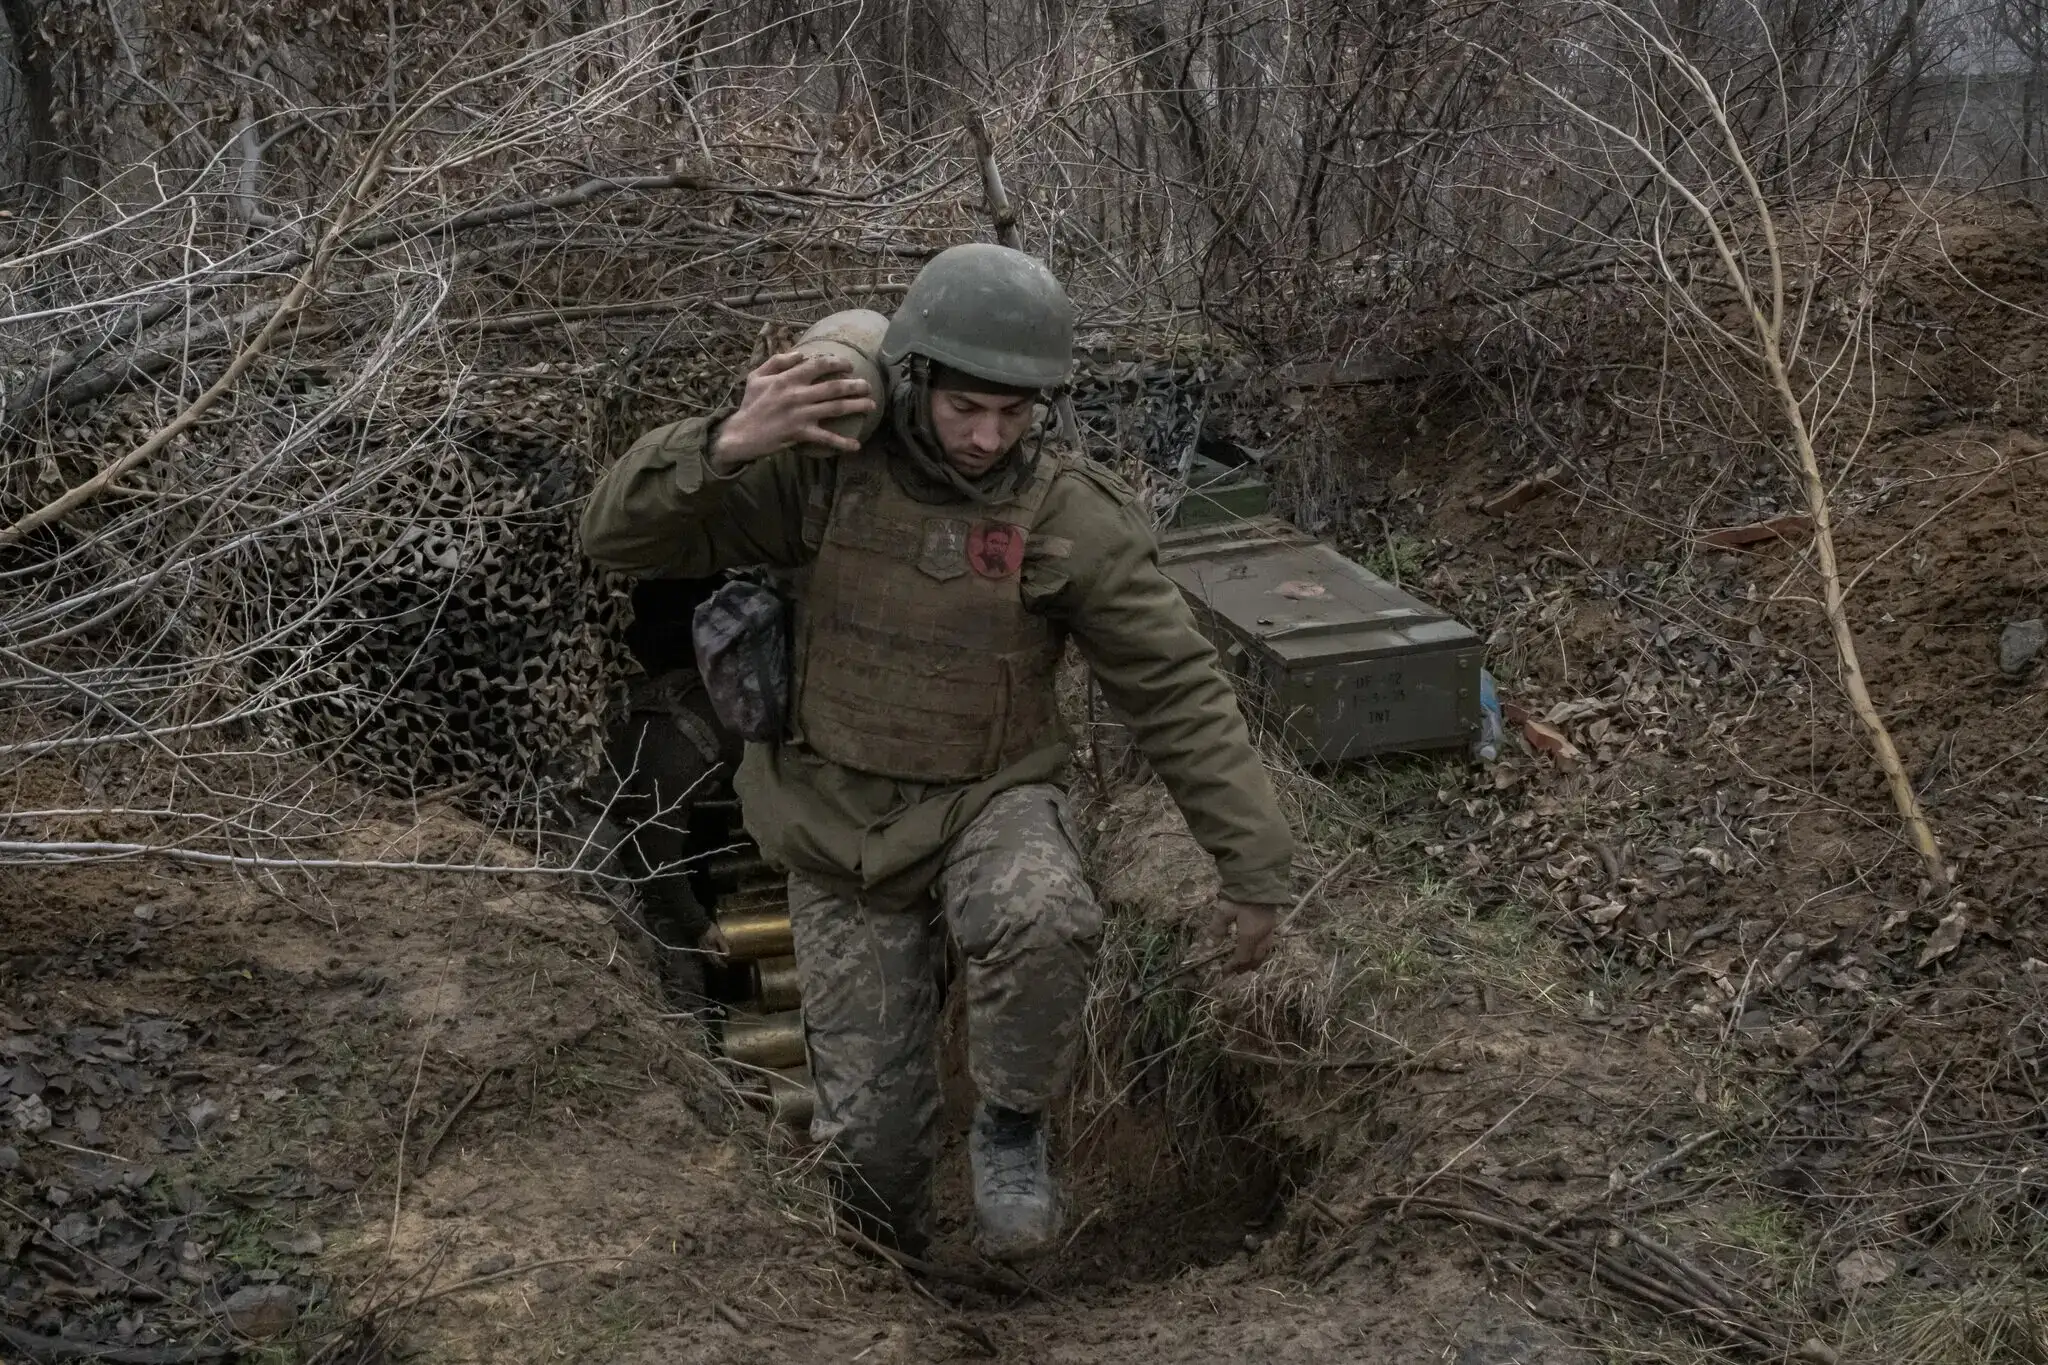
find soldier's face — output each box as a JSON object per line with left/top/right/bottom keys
{"left": 929, "top": 387, "right": 1036, "bottom": 478}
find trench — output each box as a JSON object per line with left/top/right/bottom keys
{"left": 1002, "top": 1083, "right": 1306, "bottom": 1285}
{"left": 664, "top": 766, "right": 1311, "bottom": 1288}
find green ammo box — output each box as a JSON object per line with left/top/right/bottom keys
{"left": 1158, "top": 517, "right": 1483, "bottom": 761}
{"left": 1168, "top": 449, "right": 1273, "bottom": 529}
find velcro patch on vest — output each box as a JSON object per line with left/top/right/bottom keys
{"left": 918, "top": 518, "right": 970, "bottom": 580}
{"left": 968, "top": 522, "right": 1028, "bottom": 579}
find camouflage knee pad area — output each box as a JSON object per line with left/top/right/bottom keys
{"left": 933, "top": 784, "right": 1104, "bottom": 1112}
{"left": 788, "top": 783, "right": 1103, "bottom": 1235}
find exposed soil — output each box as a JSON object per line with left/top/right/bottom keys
{"left": 0, "top": 815, "right": 1586, "bottom": 1363}
{"left": 11, "top": 201, "right": 2048, "bottom": 1363}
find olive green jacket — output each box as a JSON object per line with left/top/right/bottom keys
{"left": 580, "top": 416, "right": 1295, "bottom": 909}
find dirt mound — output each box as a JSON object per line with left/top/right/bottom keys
{"left": 2, "top": 779, "right": 1620, "bottom": 1363}
{"left": 0, "top": 811, "right": 881, "bottom": 1363}
{"left": 1265, "top": 197, "right": 2048, "bottom": 1362}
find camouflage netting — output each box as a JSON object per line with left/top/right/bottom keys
{"left": 238, "top": 409, "right": 634, "bottom": 801}
{"left": 1069, "top": 358, "right": 1211, "bottom": 479}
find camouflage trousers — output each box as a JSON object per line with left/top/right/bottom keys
{"left": 789, "top": 783, "right": 1102, "bottom": 1246}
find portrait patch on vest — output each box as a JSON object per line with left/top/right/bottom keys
{"left": 917, "top": 517, "right": 969, "bottom": 580}
{"left": 968, "top": 522, "right": 1027, "bottom": 579}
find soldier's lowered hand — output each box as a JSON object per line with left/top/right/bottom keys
{"left": 710, "top": 351, "right": 876, "bottom": 472}
{"left": 1206, "top": 897, "right": 1281, "bottom": 973}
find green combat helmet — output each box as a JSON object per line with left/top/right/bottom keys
{"left": 880, "top": 243, "right": 1075, "bottom": 390}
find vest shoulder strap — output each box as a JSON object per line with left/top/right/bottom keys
{"left": 1054, "top": 450, "right": 1139, "bottom": 509}
{"left": 1004, "top": 448, "right": 1063, "bottom": 527}
{"left": 799, "top": 455, "right": 843, "bottom": 551}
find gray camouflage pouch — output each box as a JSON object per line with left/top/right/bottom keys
{"left": 691, "top": 578, "right": 790, "bottom": 742}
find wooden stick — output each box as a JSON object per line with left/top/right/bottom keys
{"left": 964, "top": 111, "right": 1021, "bottom": 250}
{"left": 0, "top": 838, "right": 635, "bottom": 879}
{"left": 0, "top": 1323, "right": 226, "bottom": 1364}
{"left": 963, "top": 111, "right": 1090, "bottom": 458}
{"left": 1388, "top": 1196, "right": 1783, "bottom": 1356}
{"left": 830, "top": 1222, "right": 1043, "bottom": 1300}
{"left": 413, "top": 1068, "right": 493, "bottom": 1174}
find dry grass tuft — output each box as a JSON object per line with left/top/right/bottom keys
{"left": 1862, "top": 1279, "right": 2048, "bottom": 1365}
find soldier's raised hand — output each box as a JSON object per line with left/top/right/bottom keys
{"left": 710, "top": 351, "right": 876, "bottom": 472}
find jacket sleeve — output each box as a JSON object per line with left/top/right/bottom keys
{"left": 1029, "top": 477, "right": 1296, "bottom": 905}
{"left": 580, "top": 415, "right": 820, "bottom": 574}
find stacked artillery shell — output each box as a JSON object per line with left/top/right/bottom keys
{"left": 723, "top": 1011, "right": 805, "bottom": 1069}
{"left": 712, "top": 865, "right": 813, "bottom": 1129}
{"left": 768, "top": 1067, "right": 815, "bottom": 1129}
{"left": 719, "top": 909, "right": 794, "bottom": 961}
{"left": 707, "top": 848, "right": 782, "bottom": 887}
{"left": 754, "top": 956, "right": 801, "bottom": 1011}
{"left": 721, "top": 1010, "right": 817, "bottom": 1132}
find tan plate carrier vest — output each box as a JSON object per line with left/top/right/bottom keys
{"left": 794, "top": 447, "right": 1063, "bottom": 783}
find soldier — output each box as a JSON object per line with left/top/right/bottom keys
{"left": 580, "top": 244, "right": 1294, "bottom": 1262}
{"left": 599, "top": 577, "right": 743, "bottom": 1005}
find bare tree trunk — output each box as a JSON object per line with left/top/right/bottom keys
{"left": 1107, "top": 0, "right": 1266, "bottom": 308}
{"left": 669, "top": 5, "right": 713, "bottom": 104}
{"left": 1992, "top": 0, "right": 2048, "bottom": 194}
{"left": 2022, "top": 71, "right": 2036, "bottom": 188}
{"left": 1, "top": 0, "right": 61, "bottom": 193}
{"left": 1868, "top": 0, "right": 1930, "bottom": 169}
{"left": 854, "top": 0, "right": 951, "bottom": 134}
{"left": 1108, "top": 1, "right": 1214, "bottom": 185}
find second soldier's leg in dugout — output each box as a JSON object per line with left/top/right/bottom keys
{"left": 606, "top": 671, "right": 742, "bottom": 1004}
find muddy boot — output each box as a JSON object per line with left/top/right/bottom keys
{"left": 969, "top": 1104, "right": 1060, "bottom": 1262}
{"left": 833, "top": 1169, "right": 931, "bottom": 1261}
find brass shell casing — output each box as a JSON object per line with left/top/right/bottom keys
{"left": 769, "top": 1067, "right": 815, "bottom": 1129}
{"left": 719, "top": 911, "right": 794, "bottom": 961}
{"left": 716, "top": 885, "right": 788, "bottom": 920}
{"left": 706, "top": 850, "right": 780, "bottom": 886}
{"left": 755, "top": 956, "right": 802, "bottom": 1012}
{"left": 722, "top": 1011, "right": 806, "bottom": 1070}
